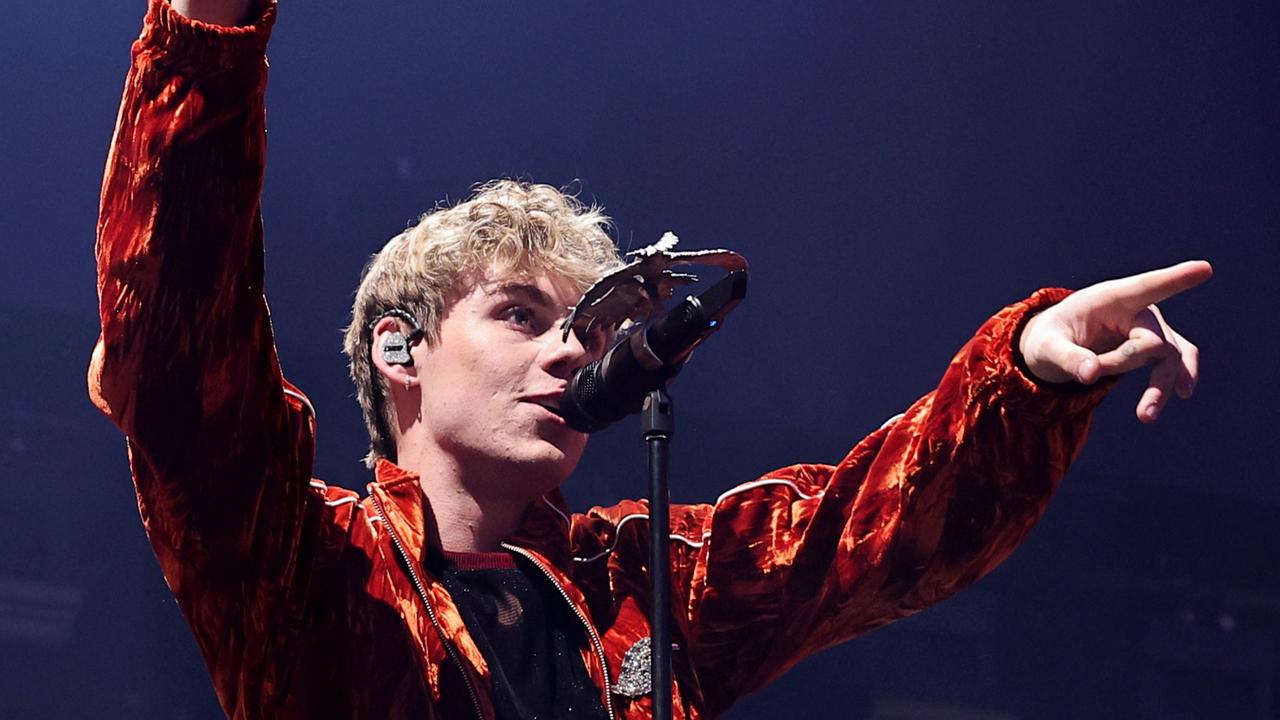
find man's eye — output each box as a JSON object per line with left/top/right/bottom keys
{"left": 502, "top": 306, "right": 536, "bottom": 328}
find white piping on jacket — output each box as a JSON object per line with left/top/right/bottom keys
{"left": 283, "top": 387, "right": 315, "bottom": 418}
{"left": 879, "top": 412, "right": 905, "bottom": 430}
{"left": 309, "top": 480, "right": 374, "bottom": 533}
{"left": 574, "top": 476, "right": 825, "bottom": 563}
{"left": 572, "top": 513, "right": 706, "bottom": 563}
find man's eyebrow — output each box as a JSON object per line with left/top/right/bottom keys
{"left": 491, "top": 282, "right": 561, "bottom": 310}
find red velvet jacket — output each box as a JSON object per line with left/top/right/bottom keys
{"left": 89, "top": 1, "right": 1111, "bottom": 718}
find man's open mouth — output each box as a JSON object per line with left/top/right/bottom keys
{"left": 530, "top": 400, "right": 565, "bottom": 418}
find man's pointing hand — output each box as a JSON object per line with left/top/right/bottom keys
{"left": 1018, "top": 260, "right": 1213, "bottom": 423}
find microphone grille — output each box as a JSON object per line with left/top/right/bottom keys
{"left": 562, "top": 360, "right": 606, "bottom": 433}
{"left": 576, "top": 363, "right": 602, "bottom": 402}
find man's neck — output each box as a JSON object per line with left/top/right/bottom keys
{"left": 394, "top": 448, "right": 538, "bottom": 553}
{"left": 424, "top": 482, "right": 529, "bottom": 554}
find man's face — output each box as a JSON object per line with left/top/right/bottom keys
{"left": 411, "top": 268, "right": 606, "bottom": 498}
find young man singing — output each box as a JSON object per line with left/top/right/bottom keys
{"left": 89, "top": 1, "right": 1210, "bottom": 718}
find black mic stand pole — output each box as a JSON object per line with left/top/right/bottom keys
{"left": 563, "top": 268, "right": 745, "bottom": 719}
{"left": 642, "top": 388, "right": 674, "bottom": 720}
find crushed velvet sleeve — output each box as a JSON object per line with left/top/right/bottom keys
{"left": 672, "top": 289, "right": 1114, "bottom": 715}
{"left": 87, "top": 0, "right": 318, "bottom": 713}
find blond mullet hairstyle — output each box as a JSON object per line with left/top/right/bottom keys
{"left": 342, "top": 179, "right": 623, "bottom": 468}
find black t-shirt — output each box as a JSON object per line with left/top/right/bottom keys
{"left": 433, "top": 550, "right": 610, "bottom": 720}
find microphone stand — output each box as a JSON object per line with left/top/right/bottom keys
{"left": 642, "top": 388, "right": 674, "bottom": 720}
{"left": 638, "top": 271, "right": 747, "bottom": 720}
{"left": 564, "top": 268, "right": 746, "bottom": 719}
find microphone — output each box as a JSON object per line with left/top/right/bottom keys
{"left": 558, "top": 270, "right": 748, "bottom": 433}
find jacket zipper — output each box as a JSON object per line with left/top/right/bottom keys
{"left": 370, "top": 495, "right": 486, "bottom": 720}
{"left": 502, "top": 542, "right": 619, "bottom": 720}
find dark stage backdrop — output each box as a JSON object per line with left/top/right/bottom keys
{"left": 2, "top": 1, "right": 1277, "bottom": 718}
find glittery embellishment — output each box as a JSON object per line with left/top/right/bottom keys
{"left": 610, "top": 636, "right": 652, "bottom": 698}
{"left": 381, "top": 332, "right": 412, "bottom": 365}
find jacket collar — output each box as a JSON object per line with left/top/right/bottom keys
{"left": 367, "top": 458, "right": 574, "bottom": 572}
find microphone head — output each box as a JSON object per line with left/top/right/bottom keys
{"left": 559, "top": 359, "right": 609, "bottom": 433}
{"left": 557, "top": 270, "right": 747, "bottom": 434}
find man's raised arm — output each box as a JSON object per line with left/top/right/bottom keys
{"left": 88, "top": 0, "right": 318, "bottom": 713}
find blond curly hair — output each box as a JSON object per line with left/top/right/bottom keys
{"left": 342, "top": 180, "right": 623, "bottom": 468}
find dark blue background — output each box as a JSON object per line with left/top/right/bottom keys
{"left": 1, "top": 1, "right": 1277, "bottom": 717}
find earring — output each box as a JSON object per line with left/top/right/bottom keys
{"left": 382, "top": 332, "right": 412, "bottom": 366}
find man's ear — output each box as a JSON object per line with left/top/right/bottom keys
{"left": 370, "top": 316, "right": 420, "bottom": 391}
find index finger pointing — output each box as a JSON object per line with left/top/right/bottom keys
{"left": 1107, "top": 260, "right": 1214, "bottom": 310}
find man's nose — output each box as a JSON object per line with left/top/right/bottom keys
{"left": 540, "top": 327, "right": 596, "bottom": 378}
